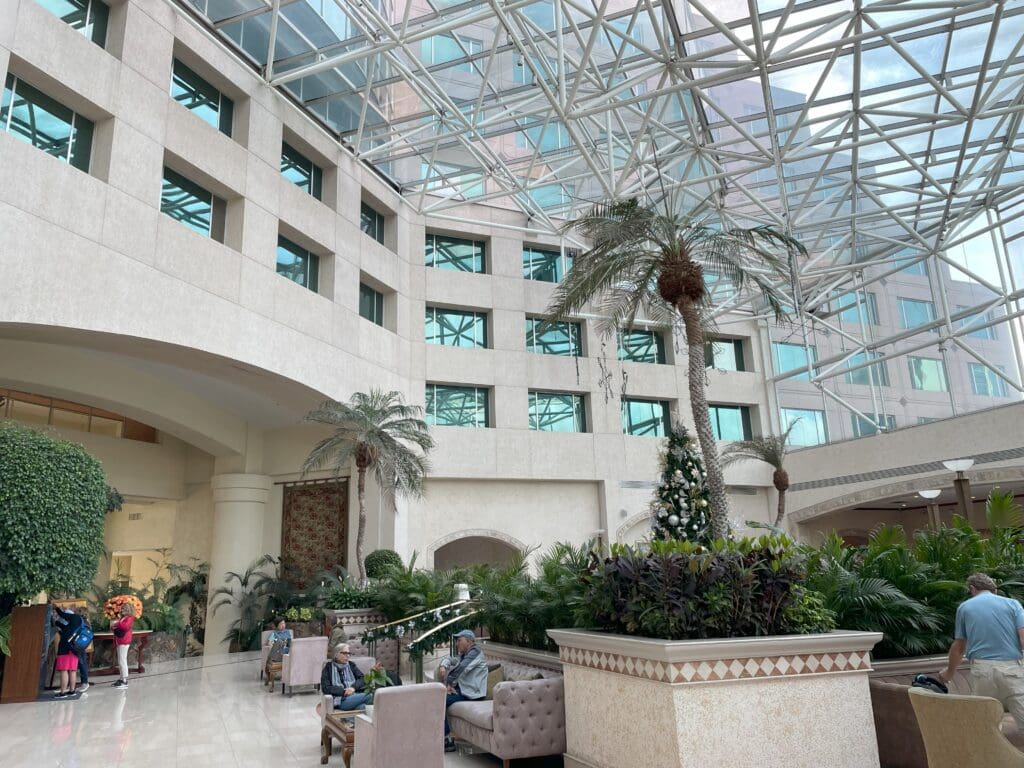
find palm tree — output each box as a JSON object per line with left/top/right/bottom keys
{"left": 720, "top": 421, "right": 798, "bottom": 528}
{"left": 547, "top": 197, "right": 804, "bottom": 539}
{"left": 302, "top": 390, "right": 435, "bottom": 582}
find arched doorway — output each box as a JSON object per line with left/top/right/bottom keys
{"left": 432, "top": 535, "right": 523, "bottom": 571}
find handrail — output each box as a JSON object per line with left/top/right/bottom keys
{"left": 365, "top": 599, "right": 470, "bottom": 631}
{"left": 408, "top": 608, "right": 482, "bottom": 683}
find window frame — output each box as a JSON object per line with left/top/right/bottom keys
{"left": 275, "top": 235, "right": 320, "bottom": 293}
{"left": 170, "top": 59, "right": 234, "bottom": 136}
{"left": 969, "top": 363, "right": 1009, "bottom": 397}
{"left": 425, "top": 306, "right": 488, "bottom": 348}
{"left": 425, "top": 233, "right": 486, "bottom": 273}
{"left": 1, "top": 74, "right": 94, "bottom": 172}
{"left": 907, "top": 356, "right": 949, "bottom": 392}
{"left": 359, "top": 283, "right": 384, "bottom": 326}
{"left": 528, "top": 391, "right": 587, "bottom": 433}
{"left": 160, "top": 167, "right": 224, "bottom": 239}
{"left": 37, "top": 0, "right": 109, "bottom": 46}
{"left": 280, "top": 141, "right": 323, "bottom": 199}
{"left": 780, "top": 407, "right": 828, "bottom": 447}
{"left": 704, "top": 338, "right": 744, "bottom": 371}
{"left": 360, "top": 201, "right": 385, "bottom": 245}
{"left": 425, "top": 383, "right": 490, "bottom": 428}
{"left": 771, "top": 341, "right": 817, "bottom": 381}
{"left": 526, "top": 318, "right": 583, "bottom": 357}
{"left": 708, "top": 404, "right": 752, "bottom": 441}
{"left": 621, "top": 398, "right": 670, "bottom": 437}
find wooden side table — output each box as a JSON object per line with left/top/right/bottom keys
{"left": 321, "top": 711, "right": 359, "bottom": 766}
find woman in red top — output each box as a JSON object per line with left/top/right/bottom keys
{"left": 111, "top": 603, "right": 134, "bottom": 689}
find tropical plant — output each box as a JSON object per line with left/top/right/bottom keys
{"left": 0, "top": 613, "right": 10, "bottom": 657}
{"left": 547, "top": 197, "right": 804, "bottom": 539}
{"left": 166, "top": 559, "right": 209, "bottom": 643}
{"left": 365, "top": 549, "right": 404, "bottom": 579}
{"left": 302, "top": 390, "right": 435, "bottom": 581}
{"left": 210, "top": 555, "right": 278, "bottom": 652}
{"left": 0, "top": 420, "right": 109, "bottom": 613}
{"left": 720, "top": 421, "right": 798, "bottom": 527}
{"left": 369, "top": 553, "right": 457, "bottom": 620}
{"left": 363, "top": 666, "right": 391, "bottom": 700}
{"left": 324, "top": 582, "right": 377, "bottom": 611}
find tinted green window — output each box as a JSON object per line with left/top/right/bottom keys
{"left": 281, "top": 142, "right": 322, "bottom": 199}
{"left": 529, "top": 391, "right": 586, "bottom": 432}
{"left": 709, "top": 405, "right": 751, "bottom": 441}
{"left": 276, "top": 236, "right": 319, "bottom": 293}
{"left": 957, "top": 306, "right": 997, "bottom": 340}
{"left": 37, "top": 0, "right": 108, "bottom": 46}
{"left": 421, "top": 34, "right": 482, "bottom": 72}
{"left": 896, "top": 256, "right": 928, "bottom": 276}
{"left": 851, "top": 412, "right": 896, "bottom": 437}
{"left": 359, "top": 284, "right": 384, "bottom": 326}
{"left": 780, "top": 408, "right": 827, "bottom": 447}
{"left": 772, "top": 342, "right": 816, "bottom": 381}
{"left": 425, "top": 307, "right": 486, "bottom": 348}
{"left": 844, "top": 352, "right": 889, "bottom": 387}
{"left": 527, "top": 318, "right": 582, "bottom": 357}
{"left": 171, "top": 60, "right": 233, "bottom": 136}
{"left": 908, "top": 357, "right": 948, "bottom": 392}
{"left": 360, "top": 202, "right": 385, "bottom": 244}
{"left": 834, "top": 291, "right": 879, "bottom": 324}
{"left": 969, "top": 363, "right": 1008, "bottom": 397}
{"left": 622, "top": 399, "right": 670, "bottom": 437}
{"left": 426, "top": 384, "right": 489, "bottom": 427}
{"left": 161, "top": 168, "right": 215, "bottom": 236}
{"left": 705, "top": 339, "right": 743, "bottom": 371}
{"left": 425, "top": 233, "right": 485, "bottom": 273}
{"left": 898, "top": 298, "right": 936, "bottom": 331}
{"left": 1, "top": 75, "right": 93, "bottom": 171}
{"left": 523, "top": 246, "right": 572, "bottom": 282}
{"left": 619, "top": 329, "right": 665, "bottom": 364}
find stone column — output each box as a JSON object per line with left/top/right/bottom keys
{"left": 204, "top": 474, "right": 272, "bottom": 655}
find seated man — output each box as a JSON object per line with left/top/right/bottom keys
{"left": 437, "top": 629, "right": 487, "bottom": 753}
{"left": 321, "top": 644, "right": 371, "bottom": 711}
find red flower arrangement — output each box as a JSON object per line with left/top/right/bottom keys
{"left": 103, "top": 594, "right": 143, "bottom": 622}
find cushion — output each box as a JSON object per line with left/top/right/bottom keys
{"left": 449, "top": 700, "right": 494, "bottom": 731}
{"left": 486, "top": 666, "right": 505, "bottom": 700}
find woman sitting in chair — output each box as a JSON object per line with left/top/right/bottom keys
{"left": 264, "top": 617, "right": 292, "bottom": 685}
{"left": 321, "top": 644, "right": 371, "bottom": 711}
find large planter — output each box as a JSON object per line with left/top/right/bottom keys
{"left": 547, "top": 628, "right": 883, "bottom": 768}
{"left": 322, "top": 608, "right": 397, "bottom": 671}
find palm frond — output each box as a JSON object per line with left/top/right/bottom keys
{"left": 720, "top": 421, "right": 797, "bottom": 470}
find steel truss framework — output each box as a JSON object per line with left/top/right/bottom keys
{"left": 182, "top": 0, "right": 1024, "bottom": 436}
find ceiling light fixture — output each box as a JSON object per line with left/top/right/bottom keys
{"left": 919, "top": 489, "right": 941, "bottom": 499}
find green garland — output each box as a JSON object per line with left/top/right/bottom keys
{"left": 360, "top": 605, "right": 466, "bottom": 647}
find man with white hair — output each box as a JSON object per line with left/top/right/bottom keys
{"left": 940, "top": 572, "right": 1024, "bottom": 730}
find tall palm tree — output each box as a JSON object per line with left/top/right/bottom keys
{"left": 547, "top": 197, "right": 804, "bottom": 539}
{"left": 302, "top": 390, "right": 434, "bottom": 581}
{"left": 720, "top": 421, "right": 798, "bottom": 528}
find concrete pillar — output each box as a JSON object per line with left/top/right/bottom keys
{"left": 204, "top": 473, "right": 272, "bottom": 654}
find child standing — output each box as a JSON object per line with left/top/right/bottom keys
{"left": 111, "top": 603, "right": 135, "bottom": 689}
{"left": 51, "top": 603, "right": 84, "bottom": 699}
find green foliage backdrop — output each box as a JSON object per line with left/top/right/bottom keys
{"left": 0, "top": 421, "right": 108, "bottom": 604}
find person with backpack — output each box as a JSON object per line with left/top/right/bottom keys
{"left": 51, "top": 603, "right": 85, "bottom": 699}
{"left": 111, "top": 602, "right": 135, "bottom": 690}
{"left": 75, "top": 607, "right": 92, "bottom": 693}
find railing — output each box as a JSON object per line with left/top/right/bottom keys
{"left": 407, "top": 609, "right": 481, "bottom": 683}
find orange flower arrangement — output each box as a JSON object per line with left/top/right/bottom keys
{"left": 103, "top": 594, "right": 143, "bottom": 622}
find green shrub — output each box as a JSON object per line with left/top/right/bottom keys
{"left": 325, "top": 583, "right": 376, "bottom": 610}
{"left": 365, "top": 549, "right": 404, "bottom": 579}
{"left": 0, "top": 421, "right": 108, "bottom": 606}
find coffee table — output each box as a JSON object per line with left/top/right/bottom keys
{"left": 321, "top": 710, "right": 360, "bottom": 766}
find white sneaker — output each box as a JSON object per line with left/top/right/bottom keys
{"left": 76, "top": 683, "right": 89, "bottom": 693}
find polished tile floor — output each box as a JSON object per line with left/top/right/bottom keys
{"left": 0, "top": 654, "right": 560, "bottom": 768}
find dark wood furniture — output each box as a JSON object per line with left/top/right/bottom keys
{"left": 321, "top": 710, "right": 360, "bottom": 766}
{"left": 88, "top": 630, "right": 153, "bottom": 676}
{"left": 1, "top": 605, "right": 51, "bottom": 704}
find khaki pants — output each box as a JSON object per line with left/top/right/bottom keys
{"left": 970, "top": 659, "right": 1024, "bottom": 732}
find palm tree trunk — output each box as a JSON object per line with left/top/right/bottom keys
{"left": 678, "top": 300, "right": 730, "bottom": 539}
{"left": 356, "top": 466, "right": 368, "bottom": 582}
{"left": 774, "top": 490, "right": 786, "bottom": 528}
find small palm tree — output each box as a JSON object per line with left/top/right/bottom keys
{"left": 720, "top": 421, "right": 798, "bottom": 528}
{"left": 547, "top": 197, "right": 804, "bottom": 539}
{"left": 302, "top": 390, "right": 435, "bottom": 582}
{"left": 210, "top": 554, "right": 277, "bottom": 652}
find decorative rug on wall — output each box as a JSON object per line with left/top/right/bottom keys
{"left": 281, "top": 481, "right": 348, "bottom": 587}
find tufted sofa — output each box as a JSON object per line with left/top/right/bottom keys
{"left": 446, "top": 661, "right": 566, "bottom": 768}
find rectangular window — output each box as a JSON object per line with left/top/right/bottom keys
{"left": 969, "top": 363, "right": 1008, "bottom": 397}
{"left": 908, "top": 357, "right": 949, "bottom": 392}
{"left": 37, "top": 0, "right": 108, "bottom": 46}
{"left": 170, "top": 59, "right": 233, "bottom": 136}
{"left": 425, "top": 307, "right": 487, "bottom": 348}
{"left": 833, "top": 291, "right": 879, "bottom": 324}
{"left": 618, "top": 329, "right": 666, "bottom": 364}
{"left": 280, "top": 142, "right": 322, "bottom": 199}
{"left": 780, "top": 408, "right": 828, "bottom": 447}
{"left": 276, "top": 236, "right": 319, "bottom": 293}
{"left": 1, "top": 74, "right": 93, "bottom": 172}
{"left": 522, "top": 246, "right": 573, "bottom": 282}
{"left": 772, "top": 342, "right": 816, "bottom": 381}
{"left": 851, "top": 412, "right": 896, "bottom": 437}
{"left": 622, "top": 399, "right": 670, "bottom": 437}
{"left": 896, "top": 256, "right": 928, "bottom": 276}
{"left": 898, "top": 298, "right": 937, "bottom": 331}
{"left": 527, "top": 318, "right": 582, "bottom": 357}
{"left": 425, "top": 233, "right": 486, "bottom": 273}
{"left": 957, "top": 305, "right": 998, "bottom": 340}
{"left": 844, "top": 352, "right": 890, "bottom": 387}
{"left": 705, "top": 339, "right": 744, "bottom": 371}
{"left": 360, "top": 202, "right": 385, "bottom": 245}
{"left": 425, "top": 384, "right": 489, "bottom": 428}
{"left": 917, "top": 417, "right": 942, "bottom": 425}
{"left": 708, "top": 405, "right": 752, "bottom": 441}
{"left": 160, "top": 167, "right": 224, "bottom": 239}
{"left": 529, "top": 391, "right": 586, "bottom": 432}
{"left": 359, "top": 283, "right": 384, "bottom": 326}
{"left": 421, "top": 34, "right": 482, "bottom": 72}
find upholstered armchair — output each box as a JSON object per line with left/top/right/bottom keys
{"left": 909, "top": 687, "right": 1024, "bottom": 768}
{"left": 351, "top": 683, "right": 446, "bottom": 768}
{"left": 319, "top": 656, "right": 377, "bottom": 728}
{"left": 281, "top": 636, "right": 329, "bottom": 695}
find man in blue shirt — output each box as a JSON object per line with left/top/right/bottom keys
{"left": 940, "top": 573, "right": 1024, "bottom": 730}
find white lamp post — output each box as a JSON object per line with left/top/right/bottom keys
{"left": 919, "top": 489, "right": 942, "bottom": 528}
{"left": 942, "top": 458, "right": 976, "bottom": 524}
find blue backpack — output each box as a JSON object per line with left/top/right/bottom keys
{"left": 68, "top": 623, "right": 94, "bottom": 652}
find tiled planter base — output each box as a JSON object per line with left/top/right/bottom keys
{"left": 548, "top": 629, "right": 883, "bottom": 768}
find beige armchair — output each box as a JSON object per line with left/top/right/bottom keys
{"left": 909, "top": 687, "right": 1024, "bottom": 768}
{"left": 352, "top": 683, "right": 446, "bottom": 768}
{"left": 281, "top": 636, "right": 329, "bottom": 696}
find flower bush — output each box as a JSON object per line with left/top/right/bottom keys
{"left": 103, "top": 594, "right": 143, "bottom": 621}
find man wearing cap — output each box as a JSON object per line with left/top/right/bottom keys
{"left": 437, "top": 629, "right": 488, "bottom": 752}
{"left": 939, "top": 572, "right": 1024, "bottom": 731}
